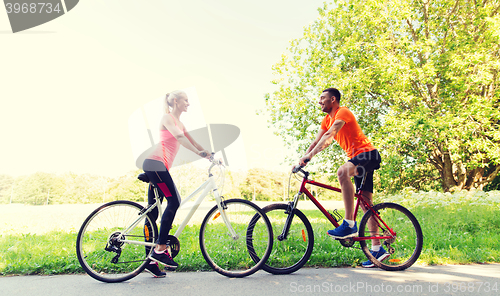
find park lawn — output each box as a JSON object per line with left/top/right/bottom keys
{"left": 1, "top": 198, "right": 499, "bottom": 275}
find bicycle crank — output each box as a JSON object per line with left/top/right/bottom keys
{"left": 338, "top": 238, "right": 355, "bottom": 248}
{"left": 165, "top": 235, "right": 181, "bottom": 258}
{"left": 383, "top": 230, "right": 396, "bottom": 244}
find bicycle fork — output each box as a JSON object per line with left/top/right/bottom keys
{"left": 212, "top": 184, "right": 239, "bottom": 240}
{"left": 277, "top": 192, "right": 302, "bottom": 241}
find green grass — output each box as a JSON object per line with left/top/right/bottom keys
{"left": 1, "top": 192, "right": 499, "bottom": 275}
{"left": 416, "top": 205, "right": 500, "bottom": 265}
{"left": 0, "top": 232, "right": 81, "bottom": 275}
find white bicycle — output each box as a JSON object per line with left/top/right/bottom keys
{"left": 76, "top": 155, "right": 273, "bottom": 282}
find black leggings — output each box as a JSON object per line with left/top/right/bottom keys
{"left": 143, "top": 159, "right": 180, "bottom": 245}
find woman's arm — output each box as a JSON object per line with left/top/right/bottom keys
{"left": 162, "top": 115, "right": 206, "bottom": 156}
{"left": 183, "top": 127, "right": 210, "bottom": 155}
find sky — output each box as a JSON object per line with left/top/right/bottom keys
{"left": 0, "top": 0, "right": 325, "bottom": 177}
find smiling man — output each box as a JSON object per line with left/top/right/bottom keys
{"left": 298, "top": 87, "right": 386, "bottom": 268}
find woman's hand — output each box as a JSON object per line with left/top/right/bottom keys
{"left": 199, "top": 150, "right": 211, "bottom": 158}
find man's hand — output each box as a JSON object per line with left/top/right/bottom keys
{"left": 298, "top": 155, "right": 312, "bottom": 167}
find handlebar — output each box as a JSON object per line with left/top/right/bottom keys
{"left": 207, "top": 152, "right": 226, "bottom": 194}
{"left": 207, "top": 152, "right": 224, "bottom": 175}
{"left": 292, "top": 158, "right": 310, "bottom": 173}
{"left": 201, "top": 152, "right": 220, "bottom": 164}
{"left": 292, "top": 165, "right": 303, "bottom": 174}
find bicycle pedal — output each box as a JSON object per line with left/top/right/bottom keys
{"left": 330, "top": 209, "right": 343, "bottom": 222}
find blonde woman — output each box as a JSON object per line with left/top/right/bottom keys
{"left": 143, "top": 91, "right": 210, "bottom": 277}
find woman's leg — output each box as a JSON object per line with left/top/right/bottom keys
{"left": 143, "top": 173, "right": 180, "bottom": 245}
{"left": 155, "top": 175, "right": 180, "bottom": 247}
{"left": 144, "top": 183, "right": 163, "bottom": 256}
{"left": 143, "top": 160, "right": 181, "bottom": 268}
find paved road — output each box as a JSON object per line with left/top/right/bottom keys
{"left": 2, "top": 264, "right": 499, "bottom": 296}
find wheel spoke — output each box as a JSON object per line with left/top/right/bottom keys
{"left": 358, "top": 203, "right": 423, "bottom": 271}
{"left": 253, "top": 203, "right": 314, "bottom": 275}
{"left": 199, "top": 199, "right": 273, "bottom": 277}
{"left": 76, "top": 201, "right": 158, "bottom": 283}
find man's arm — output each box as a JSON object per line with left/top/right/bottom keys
{"left": 299, "top": 119, "right": 345, "bottom": 165}
{"left": 306, "top": 129, "right": 327, "bottom": 155}
{"left": 298, "top": 129, "right": 325, "bottom": 166}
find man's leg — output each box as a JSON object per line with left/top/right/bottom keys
{"left": 337, "top": 161, "right": 358, "bottom": 220}
{"left": 357, "top": 169, "right": 390, "bottom": 267}
{"left": 359, "top": 191, "right": 380, "bottom": 247}
{"left": 327, "top": 162, "right": 359, "bottom": 239}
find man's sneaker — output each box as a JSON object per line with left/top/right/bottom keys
{"left": 327, "top": 220, "right": 358, "bottom": 239}
{"left": 144, "top": 262, "right": 166, "bottom": 278}
{"left": 362, "top": 247, "right": 391, "bottom": 268}
{"left": 149, "top": 249, "right": 179, "bottom": 270}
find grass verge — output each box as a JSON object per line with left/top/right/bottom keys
{"left": 1, "top": 202, "right": 499, "bottom": 275}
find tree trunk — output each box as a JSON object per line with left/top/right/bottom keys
{"left": 432, "top": 154, "right": 500, "bottom": 191}
{"left": 429, "top": 146, "right": 458, "bottom": 192}
{"left": 441, "top": 150, "right": 457, "bottom": 191}
{"left": 464, "top": 168, "right": 481, "bottom": 190}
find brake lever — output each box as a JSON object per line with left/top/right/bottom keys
{"left": 292, "top": 158, "right": 310, "bottom": 173}
{"left": 292, "top": 165, "right": 303, "bottom": 174}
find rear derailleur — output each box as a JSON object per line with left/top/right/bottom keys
{"left": 105, "top": 232, "right": 125, "bottom": 264}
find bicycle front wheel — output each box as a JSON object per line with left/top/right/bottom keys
{"left": 199, "top": 199, "right": 273, "bottom": 278}
{"left": 76, "top": 200, "right": 158, "bottom": 283}
{"left": 359, "top": 202, "right": 423, "bottom": 271}
{"left": 249, "top": 203, "right": 314, "bottom": 274}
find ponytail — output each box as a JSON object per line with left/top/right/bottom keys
{"left": 164, "top": 90, "right": 186, "bottom": 114}
{"left": 165, "top": 93, "right": 173, "bottom": 114}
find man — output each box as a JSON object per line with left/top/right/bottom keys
{"left": 298, "top": 88, "right": 387, "bottom": 267}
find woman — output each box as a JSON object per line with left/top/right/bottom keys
{"left": 143, "top": 90, "right": 210, "bottom": 277}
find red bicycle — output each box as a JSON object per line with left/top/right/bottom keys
{"left": 248, "top": 165, "right": 423, "bottom": 274}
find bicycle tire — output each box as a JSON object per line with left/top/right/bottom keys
{"left": 358, "top": 202, "right": 423, "bottom": 271}
{"left": 76, "top": 200, "right": 158, "bottom": 283}
{"left": 199, "top": 199, "right": 273, "bottom": 277}
{"left": 248, "top": 203, "right": 314, "bottom": 274}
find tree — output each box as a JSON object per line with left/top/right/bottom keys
{"left": 485, "top": 173, "right": 500, "bottom": 190}
{"left": 0, "top": 174, "right": 14, "bottom": 204}
{"left": 107, "top": 170, "right": 146, "bottom": 202}
{"left": 220, "top": 169, "right": 245, "bottom": 199}
{"left": 239, "top": 168, "right": 290, "bottom": 201}
{"left": 265, "top": 0, "right": 500, "bottom": 192}
{"left": 12, "top": 172, "right": 65, "bottom": 205}
{"left": 170, "top": 164, "right": 207, "bottom": 198}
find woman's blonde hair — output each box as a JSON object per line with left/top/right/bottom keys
{"left": 165, "top": 90, "right": 187, "bottom": 114}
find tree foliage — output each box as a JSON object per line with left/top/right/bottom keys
{"left": 265, "top": 0, "right": 500, "bottom": 192}
{"left": 12, "top": 173, "right": 65, "bottom": 205}
{"left": 0, "top": 174, "right": 14, "bottom": 203}
{"left": 239, "top": 168, "right": 290, "bottom": 201}
{"left": 7, "top": 172, "right": 141, "bottom": 205}
{"left": 2, "top": 168, "right": 306, "bottom": 205}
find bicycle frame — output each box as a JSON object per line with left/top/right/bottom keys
{"left": 120, "top": 160, "right": 237, "bottom": 247}
{"left": 286, "top": 172, "right": 395, "bottom": 242}
{"left": 172, "top": 173, "right": 236, "bottom": 239}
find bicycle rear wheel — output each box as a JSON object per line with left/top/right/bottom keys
{"left": 358, "top": 202, "right": 423, "bottom": 271}
{"left": 199, "top": 199, "right": 273, "bottom": 277}
{"left": 248, "top": 203, "right": 314, "bottom": 274}
{"left": 76, "top": 200, "right": 158, "bottom": 283}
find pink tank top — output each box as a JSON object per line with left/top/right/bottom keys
{"left": 148, "top": 114, "right": 181, "bottom": 170}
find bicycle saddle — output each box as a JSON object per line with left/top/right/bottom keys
{"left": 137, "top": 173, "right": 150, "bottom": 183}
